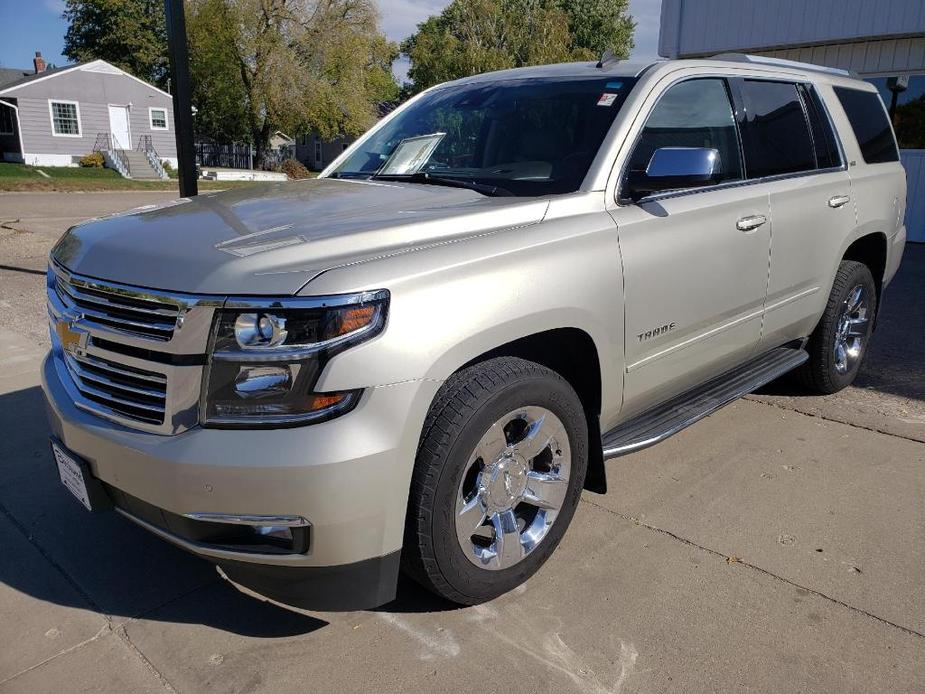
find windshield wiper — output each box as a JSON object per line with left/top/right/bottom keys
{"left": 371, "top": 172, "right": 513, "bottom": 197}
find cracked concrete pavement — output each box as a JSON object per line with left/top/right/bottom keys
{"left": 0, "top": 191, "right": 922, "bottom": 693}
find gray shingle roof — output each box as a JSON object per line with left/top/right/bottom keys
{"left": 0, "top": 63, "right": 84, "bottom": 93}
{"left": 0, "top": 67, "right": 34, "bottom": 89}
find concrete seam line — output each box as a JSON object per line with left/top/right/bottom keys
{"left": 115, "top": 623, "right": 180, "bottom": 694}
{"left": 0, "top": 624, "right": 111, "bottom": 687}
{"left": 119, "top": 578, "right": 222, "bottom": 627}
{"left": 743, "top": 395, "right": 925, "bottom": 445}
{"left": 580, "top": 498, "right": 925, "bottom": 640}
{"left": 0, "top": 500, "right": 108, "bottom": 619}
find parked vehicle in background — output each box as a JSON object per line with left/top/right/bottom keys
{"left": 42, "top": 54, "right": 905, "bottom": 609}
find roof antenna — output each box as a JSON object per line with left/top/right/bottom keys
{"left": 596, "top": 49, "right": 617, "bottom": 69}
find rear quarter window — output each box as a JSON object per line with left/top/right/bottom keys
{"left": 833, "top": 87, "right": 899, "bottom": 164}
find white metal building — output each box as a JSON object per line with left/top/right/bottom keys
{"left": 658, "top": 0, "right": 925, "bottom": 242}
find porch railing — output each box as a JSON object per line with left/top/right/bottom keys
{"left": 136, "top": 135, "right": 169, "bottom": 180}
{"left": 93, "top": 132, "right": 130, "bottom": 177}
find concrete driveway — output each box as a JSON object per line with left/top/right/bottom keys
{"left": 0, "top": 192, "right": 923, "bottom": 693}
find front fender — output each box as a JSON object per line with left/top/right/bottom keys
{"left": 307, "top": 208, "right": 626, "bottom": 421}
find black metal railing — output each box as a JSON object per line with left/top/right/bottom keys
{"left": 92, "top": 132, "right": 111, "bottom": 153}
{"left": 136, "top": 135, "right": 167, "bottom": 179}
{"left": 136, "top": 134, "right": 155, "bottom": 155}
{"left": 92, "top": 132, "right": 130, "bottom": 176}
{"left": 194, "top": 141, "right": 251, "bottom": 169}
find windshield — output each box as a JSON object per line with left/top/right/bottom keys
{"left": 331, "top": 76, "right": 637, "bottom": 196}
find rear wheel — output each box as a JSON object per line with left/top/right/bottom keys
{"left": 403, "top": 357, "right": 588, "bottom": 605}
{"left": 797, "top": 260, "right": 877, "bottom": 394}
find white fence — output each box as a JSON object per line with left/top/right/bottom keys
{"left": 901, "top": 149, "right": 925, "bottom": 243}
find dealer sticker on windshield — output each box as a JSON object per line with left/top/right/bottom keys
{"left": 597, "top": 93, "right": 618, "bottom": 107}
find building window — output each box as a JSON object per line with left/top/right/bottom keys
{"left": 315, "top": 140, "right": 322, "bottom": 165}
{"left": 49, "top": 100, "right": 81, "bottom": 136}
{"left": 149, "top": 108, "right": 168, "bottom": 130}
{"left": 0, "top": 104, "right": 13, "bottom": 135}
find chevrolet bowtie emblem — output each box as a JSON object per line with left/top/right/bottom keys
{"left": 56, "top": 318, "right": 89, "bottom": 355}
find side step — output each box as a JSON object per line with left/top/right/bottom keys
{"left": 601, "top": 346, "right": 808, "bottom": 459}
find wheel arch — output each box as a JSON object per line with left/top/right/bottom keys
{"left": 840, "top": 231, "right": 888, "bottom": 327}
{"left": 842, "top": 231, "right": 888, "bottom": 298}
{"left": 456, "top": 327, "right": 607, "bottom": 494}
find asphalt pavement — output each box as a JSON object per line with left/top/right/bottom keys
{"left": 0, "top": 191, "right": 922, "bottom": 693}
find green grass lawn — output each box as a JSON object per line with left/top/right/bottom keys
{"left": 0, "top": 162, "right": 270, "bottom": 192}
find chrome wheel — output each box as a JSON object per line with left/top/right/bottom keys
{"left": 833, "top": 284, "right": 869, "bottom": 374}
{"left": 455, "top": 406, "right": 571, "bottom": 571}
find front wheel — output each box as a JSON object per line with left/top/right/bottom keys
{"left": 797, "top": 260, "right": 877, "bottom": 394}
{"left": 403, "top": 357, "right": 588, "bottom": 605}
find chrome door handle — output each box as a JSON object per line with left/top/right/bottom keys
{"left": 828, "top": 195, "right": 850, "bottom": 209}
{"left": 736, "top": 214, "right": 767, "bottom": 232}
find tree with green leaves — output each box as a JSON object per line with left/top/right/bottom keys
{"left": 62, "top": 0, "right": 169, "bottom": 89}
{"left": 402, "top": 0, "right": 635, "bottom": 93}
{"left": 187, "top": 0, "right": 399, "bottom": 167}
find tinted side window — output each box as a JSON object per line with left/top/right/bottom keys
{"left": 799, "top": 84, "right": 841, "bottom": 169}
{"left": 833, "top": 86, "right": 899, "bottom": 164}
{"left": 740, "top": 80, "right": 815, "bottom": 178}
{"left": 627, "top": 78, "right": 743, "bottom": 187}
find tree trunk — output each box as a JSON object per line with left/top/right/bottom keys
{"left": 252, "top": 124, "right": 274, "bottom": 170}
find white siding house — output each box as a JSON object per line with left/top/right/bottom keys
{"left": 658, "top": 0, "right": 925, "bottom": 242}
{"left": 0, "top": 56, "right": 177, "bottom": 169}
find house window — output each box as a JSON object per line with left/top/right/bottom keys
{"left": 0, "top": 105, "right": 13, "bottom": 135}
{"left": 315, "top": 140, "right": 322, "bottom": 165}
{"left": 49, "top": 100, "right": 81, "bottom": 136}
{"left": 149, "top": 108, "right": 168, "bottom": 130}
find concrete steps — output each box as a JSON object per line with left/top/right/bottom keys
{"left": 114, "top": 150, "right": 163, "bottom": 180}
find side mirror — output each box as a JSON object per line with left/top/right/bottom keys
{"left": 626, "top": 147, "right": 721, "bottom": 199}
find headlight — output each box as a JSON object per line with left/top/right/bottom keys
{"left": 202, "top": 290, "right": 388, "bottom": 427}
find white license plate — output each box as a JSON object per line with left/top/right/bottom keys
{"left": 52, "top": 442, "right": 92, "bottom": 511}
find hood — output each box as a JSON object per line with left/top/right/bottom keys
{"left": 52, "top": 178, "right": 549, "bottom": 295}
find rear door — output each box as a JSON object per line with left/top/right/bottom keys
{"left": 733, "top": 79, "right": 857, "bottom": 349}
{"left": 612, "top": 77, "right": 771, "bottom": 416}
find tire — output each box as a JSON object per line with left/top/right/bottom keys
{"left": 403, "top": 357, "right": 588, "bottom": 605}
{"left": 797, "top": 260, "right": 877, "bottom": 394}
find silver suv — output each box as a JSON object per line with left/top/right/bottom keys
{"left": 43, "top": 54, "right": 907, "bottom": 609}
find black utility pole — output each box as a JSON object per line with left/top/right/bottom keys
{"left": 164, "top": 0, "right": 197, "bottom": 196}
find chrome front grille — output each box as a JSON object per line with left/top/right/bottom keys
{"left": 54, "top": 273, "right": 181, "bottom": 340}
{"left": 62, "top": 350, "right": 167, "bottom": 425}
{"left": 47, "top": 263, "right": 221, "bottom": 434}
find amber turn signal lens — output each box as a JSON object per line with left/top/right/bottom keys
{"left": 335, "top": 306, "right": 376, "bottom": 336}
{"left": 309, "top": 393, "right": 347, "bottom": 410}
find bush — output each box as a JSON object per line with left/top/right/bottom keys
{"left": 79, "top": 151, "right": 105, "bottom": 168}
{"left": 280, "top": 158, "right": 311, "bottom": 179}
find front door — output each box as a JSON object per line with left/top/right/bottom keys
{"left": 108, "top": 105, "right": 131, "bottom": 150}
{"left": 611, "top": 77, "right": 771, "bottom": 418}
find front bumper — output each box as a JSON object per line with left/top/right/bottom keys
{"left": 42, "top": 354, "right": 440, "bottom": 610}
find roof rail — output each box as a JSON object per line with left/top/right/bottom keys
{"left": 709, "top": 53, "right": 857, "bottom": 78}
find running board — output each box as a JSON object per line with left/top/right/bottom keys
{"left": 602, "top": 346, "right": 808, "bottom": 459}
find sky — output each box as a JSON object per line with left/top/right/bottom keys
{"left": 0, "top": 0, "right": 663, "bottom": 82}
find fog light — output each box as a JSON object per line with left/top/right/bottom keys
{"left": 233, "top": 365, "right": 292, "bottom": 399}
{"left": 254, "top": 525, "right": 293, "bottom": 541}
